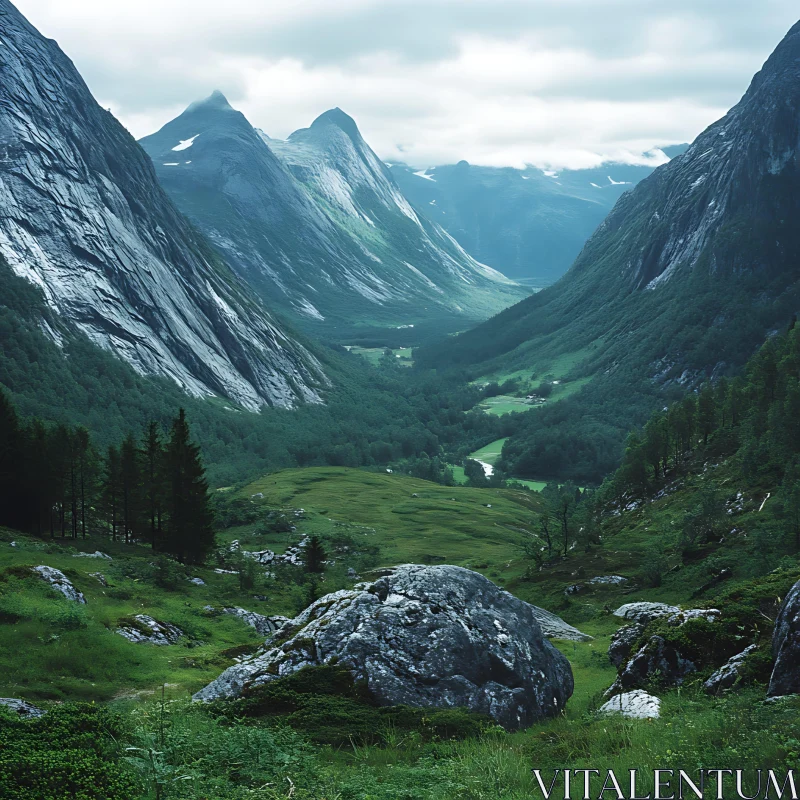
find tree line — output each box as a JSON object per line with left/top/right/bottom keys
{"left": 0, "top": 390, "right": 214, "bottom": 563}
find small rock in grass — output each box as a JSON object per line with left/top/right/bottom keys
{"left": 32, "top": 566, "right": 86, "bottom": 603}
{"left": 599, "top": 690, "right": 660, "bottom": 719}
{"left": 0, "top": 698, "right": 46, "bottom": 718}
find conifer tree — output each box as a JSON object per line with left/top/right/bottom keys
{"left": 120, "top": 433, "right": 142, "bottom": 544}
{"left": 0, "top": 389, "right": 25, "bottom": 531}
{"left": 142, "top": 421, "right": 165, "bottom": 549}
{"left": 302, "top": 535, "right": 327, "bottom": 574}
{"left": 103, "top": 445, "right": 122, "bottom": 541}
{"left": 164, "top": 409, "right": 214, "bottom": 564}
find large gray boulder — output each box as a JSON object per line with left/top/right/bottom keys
{"left": 599, "top": 690, "right": 660, "bottom": 719}
{"left": 194, "top": 565, "right": 574, "bottom": 730}
{"left": 608, "top": 623, "right": 645, "bottom": 668}
{"left": 704, "top": 645, "right": 758, "bottom": 695}
{"left": 32, "top": 566, "right": 86, "bottom": 603}
{"left": 607, "top": 636, "right": 696, "bottom": 696}
{"left": 768, "top": 580, "right": 800, "bottom": 697}
{"left": 613, "top": 602, "right": 679, "bottom": 623}
{"left": 116, "top": 615, "right": 182, "bottom": 645}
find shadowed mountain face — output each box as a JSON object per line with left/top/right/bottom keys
{"left": 0, "top": 1, "right": 327, "bottom": 411}
{"left": 418, "top": 19, "right": 800, "bottom": 482}
{"left": 388, "top": 150, "right": 688, "bottom": 287}
{"left": 422, "top": 19, "right": 800, "bottom": 384}
{"left": 140, "top": 98, "right": 528, "bottom": 339}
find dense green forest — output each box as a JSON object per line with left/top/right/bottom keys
{"left": 0, "top": 259, "right": 509, "bottom": 488}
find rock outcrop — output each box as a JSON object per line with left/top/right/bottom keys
{"left": 222, "top": 607, "right": 289, "bottom": 637}
{"left": 613, "top": 602, "right": 679, "bottom": 623}
{"left": 32, "top": 566, "right": 86, "bottom": 603}
{"left": 599, "top": 690, "right": 661, "bottom": 719}
{"left": 704, "top": 645, "right": 758, "bottom": 695}
{"left": 768, "top": 580, "right": 800, "bottom": 697}
{"left": 0, "top": 698, "right": 46, "bottom": 718}
{"left": 116, "top": 615, "right": 182, "bottom": 645}
{"left": 194, "top": 565, "right": 574, "bottom": 730}
{"left": 609, "top": 635, "right": 696, "bottom": 695}
{"left": 528, "top": 605, "right": 592, "bottom": 642}
{"left": 608, "top": 623, "right": 645, "bottom": 668}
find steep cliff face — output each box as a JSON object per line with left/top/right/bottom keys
{"left": 0, "top": 1, "right": 327, "bottom": 411}
{"left": 422, "top": 19, "right": 800, "bottom": 382}
{"left": 141, "top": 99, "right": 526, "bottom": 334}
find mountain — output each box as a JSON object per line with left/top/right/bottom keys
{"left": 0, "top": 1, "right": 328, "bottom": 413}
{"left": 140, "top": 99, "right": 527, "bottom": 341}
{"left": 419, "top": 20, "right": 800, "bottom": 482}
{"left": 389, "top": 149, "right": 688, "bottom": 287}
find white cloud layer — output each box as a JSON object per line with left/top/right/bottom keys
{"left": 14, "top": 0, "right": 800, "bottom": 169}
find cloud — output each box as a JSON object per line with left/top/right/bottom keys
{"left": 13, "top": 0, "right": 800, "bottom": 169}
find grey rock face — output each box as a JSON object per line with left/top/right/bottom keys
{"left": 613, "top": 602, "right": 679, "bottom": 623}
{"left": 769, "top": 580, "right": 800, "bottom": 697}
{"left": 599, "top": 690, "right": 660, "bottom": 719}
{"left": 0, "top": 698, "right": 46, "bottom": 718}
{"left": 32, "top": 566, "right": 86, "bottom": 603}
{"left": 72, "top": 551, "right": 112, "bottom": 560}
{"left": 589, "top": 576, "right": 628, "bottom": 586}
{"left": 89, "top": 572, "right": 108, "bottom": 587}
{"left": 0, "top": 2, "right": 327, "bottom": 411}
{"left": 609, "top": 636, "right": 696, "bottom": 696}
{"left": 195, "top": 565, "right": 574, "bottom": 730}
{"left": 608, "top": 623, "right": 645, "bottom": 668}
{"left": 704, "top": 645, "right": 758, "bottom": 695}
{"left": 116, "top": 615, "right": 182, "bottom": 645}
{"left": 528, "top": 605, "right": 592, "bottom": 642}
{"left": 222, "top": 607, "right": 288, "bottom": 637}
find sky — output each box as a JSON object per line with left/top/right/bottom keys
{"left": 14, "top": 0, "right": 800, "bottom": 170}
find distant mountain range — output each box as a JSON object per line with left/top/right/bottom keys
{"left": 389, "top": 146, "right": 688, "bottom": 287}
{"left": 140, "top": 97, "right": 527, "bottom": 341}
{"left": 419, "top": 19, "right": 800, "bottom": 482}
{"left": 0, "top": 0, "right": 328, "bottom": 412}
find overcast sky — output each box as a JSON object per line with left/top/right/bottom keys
{"left": 14, "top": 0, "right": 800, "bottom": 170}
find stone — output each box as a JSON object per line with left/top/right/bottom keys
{"left": 608, "top": 635, "right": 696, "bottom": 695}
{"left": 666, "top": 608, "right": 720, "bottom": 625}
{"left": 608, "top": 623, "right": 645, "bottom": 668}
{"left": 194, "top": 564, "right": 574, "bottom": 731}
{"left": 589, "top": 576, "right": 628, "bottom": 586}
{"left": 89, "top": 572, "right": 108, "bottom": 587}
{"left": 0, "top": 698, "right": 46, "bottom": 718}
{"left": 188, "top": 577, "right": 206, "bottom": 586}
{"left": 222, "top": 607, "right": 289, "bottom": 637}
{"left": 73, "top": 551, "right": 112, "bottom": 560}
{"left": 116, "top": 615, "right": 183, "bottom": 645}
{"left": 529, "top": 605, "right": 592, "bottom": 642}
{"left": 599, "top": 690, "right": 660, "bottom": 719}
{"left": 32, "top": 566, "right": 86, "bottom": 603}
{"left": 704, "top": 645, "right": 758, "bottom": 695}
{"left": 564, "top": 584, "right": 584, "bottom": 596}
{"left": 768, "top": 579, "right": 800, "bottom": 697}
{"left": 613, "top": 602, "right": 679, "bottom": 623}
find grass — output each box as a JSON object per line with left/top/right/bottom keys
{"left": 347, "top": 346, "right": 414, "bottom": 366}
{"left": 232, "top": 467, "right": 542, "bottom": 579}
{"left": 469, "top": 438, "right": 508, "bottom": 466}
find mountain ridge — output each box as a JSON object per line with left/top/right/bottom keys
{"left": 0, "top": 2, "right": 327, "bottom": 412}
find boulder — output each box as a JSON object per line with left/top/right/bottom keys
{"left": 613, "top": 602, "right": 679, "bottom": 623}
{"left": 608, "top": 623, "right": 645, "bottom": 668}
{"left": 768, "top": 579, "right": 800, "bottom": 697}
{"left": 528, "top": 605, "right": 592, "bottom": 642}
{"left": 89, "top": 572, "right": 108, "bottom": 587}
{"left": 194, "top": 564, "right": 574, "bottom": 731}
{"left": 589, "top": 576, "right": 628, "bottom": 586}
{"left": 0, "top": 698, "right": 46, "bottom": 718}
{"left": 32, "top": 566, "right": 86, "bottom": 603}
{"left": 116, "top": 615, "right": 182, "bottom": 645}
{"left": 222, "top": 607, "right": 288, "bottom": 637}
{"left": 599, "top": 690, "right": 660, "bottom": 719}
{"left": 188, "top": 577, "right": 206, "bottom": 586}
{"left": 608, "top": 636, "right": 696, "bottom": 695}
{"left": 72, "top": 551, "right": 112, "bottom": 560}
{"left": 704, "top": 645, "right": 758, "bottom": 695}
{"left": 666, "top": 608, "right": 720, "bottom": 625}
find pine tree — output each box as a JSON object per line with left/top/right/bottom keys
{"left": 302, "top": 535, "right": 327, "bottom": 574}
{"left": 120, "top": 433, "right": 142, "bottom": 544}
{"left": 102, "top": 445, "right": 122, "bottom": 541}
{"left": 0, "top": 389, "right": 27, "bottom": 531}
{"left": 164, "top": 409, "right": 214, "bottom": 564}
{"left": 142, "top": 421, "right": 165, "bottom": 550}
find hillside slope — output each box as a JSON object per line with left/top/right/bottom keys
{"left": 0, "top": 1, "right": 327, "bottom": 412}
{"left": 140, "top": 99, "right": 527, "bottom": 340}
{"left": 419, "top": 19, "right": 800, "bottom": 481}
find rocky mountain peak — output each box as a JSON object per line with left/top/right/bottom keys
{"left": 188, "top": 89, "right": 234, "bottom": 112}
{"left": 308, "top": 107, "right": 362, "bottom": 140}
